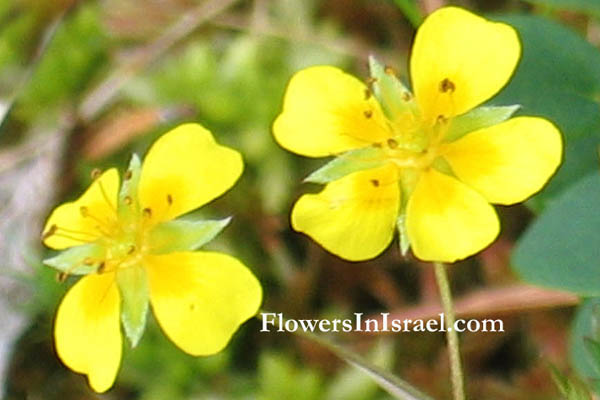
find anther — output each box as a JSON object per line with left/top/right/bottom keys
{"left": 387, "top": 138, "right": 398, "bottom": 149}
{"left": 56, "top": 272, "right": 68, "bottom": 283}
{"left": 373, "top": 142, "right": 382, "bottom": 148}
{"left": 42, "top": 224, "right": 57, "bottom": 240}
{"left": 90, "top": 168, "right": 102, "bottom": 180}
{"left": 127, "top": 245, "right": 136, "bottom": 255}
{"left": 363, "top": 110, "right": 373, "bottom": 119}
{"left": 124, "top": 196, "right": 132, "bottom": 205}
{"left": 402, "top": 92, "right": 412, "bottom": 101}
{"left": 366, "top": 77, "right": 377, "bottom": 86}
{"left": 97, "top": 261, "right": 106, "bottom": 274}
{"left": 370, "top": 179, "right": 380, "bottom": 187}
{"left": 143, "top": 208, "right": 152, "bottom": 218}
{"left": 436, "top": 115, "right": 448, "bottom": 124}
{"left": 124, "top": 170, "right": 133, "bottom": 180}
{"left": 79, "top": 206, "right": 89, "bottom": 217}
{"left": 364, "top": 88, "right": 372, "bottom": 100}
{"left": 384, "top": 66, "right": 396, "bottom": 76}
{"left": 83, "top": 257, "right": 94, "bottom": 265}
{"left": 439, "top": 78, "right": 455, "bottom": 93}
{"left": 167, "top": 194, "right": 173, "bottom": 206}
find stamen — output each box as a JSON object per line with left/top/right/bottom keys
{"left": 387, "top": 138, "right": 399, "bottom": 149}
{"left": 96, "top": 180, "right": 117, "bottom": 214}
{"left": 97, "top": 261, "right": 106, "bottom": 274}
{"left": 436, "top": 115, "right": 448, "bottom": 124}
{"left": 56, "top": 272, "right": 68, "bottom": 283}
{"left": 370, "top": 179, "right": 380, "bottom": 187}
{"left": 439, "top": 78, "right": 456, "bottom": 93}
{"left": 373, "top": 142, "right": 382, "bottom": 148}
{"left": 364, "top": 88, "right": 372, "bottom": 100}
{"left": 127, "top": 245, "right": 136, "bottom": 255}
{"left": 83, "top": 257, "right": 94, "bottom": 265}
{"left": 167, "top": 194, "right": 173, "bottom": 206}
{"left": 366, "top": 77, "right": 377, "bottom": 87}
{"left": 124, "top": 196, "right": 132, "bottom": 206}
{"left": 79, "top": 206, "right": 114, "bottom": 235}
{"left": 42, "top": 224, "right": 57, "bottom": 240}
{"left": 50, "top": 232, "right": 93, "bottom": 244}
{"left": 384, "top": 66, "right": 396, "bottom": 76}
{"left": 363, "top": 110, "right": 373, "bottom": 119}
{"left": 402, "top": 92, "right": 412, "bottom": 102}
{"left": 56, "top": 226, "right": 98, "bottom": 238}
{"left": 143, "top": 208, "right": 152, "bottom": 218}
{"left": 90, "top": 168, "right": 102, "bottom": 180}
{"left": 124, "top": 170, "right": 133, "bottom": 180}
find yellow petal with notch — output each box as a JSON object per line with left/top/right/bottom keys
{"left": 406, "top": 168, "right": 499, "bottom": 262}
{"left": 138, "top": 124, "right": 243, "bottom": 223}
{"left": 273, "top": 66, "right": 392, "bottom": 157}
{"left": 410, "top": 7, "right": 520, "bottom": 122}
{"left": 442, "top": 116, "right": 562, "bottom": 205}
{"left": 145, "top": 251, "right": 262, "bottom": 355}
{"left": 54, "top": 273, "right": 121, "bottom": 393}
{"left": 291, "top": 163, "right": 400, "bottom": 261}
{"left": 43, "top": 169, "right": 120, "bottom": 250}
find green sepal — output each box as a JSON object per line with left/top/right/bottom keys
{"left": 43, "top": 243, "right": 105, "bottom": 275}
{"left": 368, "top": 56, "right": 415, "bottom": 119}
{"left": 396, "top": 214, "right": 410, "bottom": 257}
{"left": 116, "top": 265, "right": 149, "bottom": 348}
{"left": 304, "top": 147, "right": 385, "bottom": 184}
{"left": 118, "top": 153, "right": 142, "bottom": 221}
{"left": 444, "top": 105, "right": 521, "bottom": 142}
{"left": 148, "top": 217, "right": 231, "bottom": 254}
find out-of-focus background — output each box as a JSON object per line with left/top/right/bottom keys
{"left": 3, "top": 0, "right": 600, "bottom": 398}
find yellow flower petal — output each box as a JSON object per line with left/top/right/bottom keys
{"left": 291, "top": 164, "right": 400, "bottom": 261}
{"left": 138, "top": 124, "right": 243, "bottom": 222}
{"left": 442, "top": 116, "right": 563, "bottom": 205}
{"left": 54, "top": 273, "right": 121, "bottom": 393}
{"left": 406, "top": 168, "right": 499, "bottom": 262}
{"left": 273, "top": 66, "right": 391, "bottom": 157}
{"left": 145, "top": 251, "right": 262, "bottom": 355}
{"left": 43, "top": 169, "right": 120, "bottom": 250}
{"left": 410, "top": 7, "right": 520, "bottom": 122}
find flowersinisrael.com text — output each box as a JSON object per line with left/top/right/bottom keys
{"left": 260, "top": 312, "right": 504, "bottom": 333}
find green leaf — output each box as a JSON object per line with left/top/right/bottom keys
{"left": 116, "top": 265, "right": 149, "bottom": 348}
{"left": 571, "top": 298, "right": 600, "bottom": 394}
{"left": 368, "top": 56, "right": 415, "bottom": 120}
{"left": 294, "top": 330, "right": 433, "bottom": 400}
{"left": 148, "top": 218, "right": 231, "bottom": 254}
{"left": 493, "top": 15, "right": 600, "bottom": 209}
{"left": 304, "top": 147, "right": 385, "bottom": 184}
{"left": 325, "top": 339, "right": 395, "bottom": 400}
{"left": 43, "top": 243, "right": 104, "bottom": 275}
{"left": 444, "top": 105, "right": 521, "bottom": 142}
{"left": 512, "top": 172, "right": 600, "bottom": 295}
{"left": 522, "top": 0, "right": 600, "bottom": 18}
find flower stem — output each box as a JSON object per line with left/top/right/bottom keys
{"left": 433, "top": 262, "right": 466, "bottom": 400}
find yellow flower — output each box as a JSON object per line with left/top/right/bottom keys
{"left": 41, "top": 124, "right": 262, "bottom": 392}
{"left": 273, "top": 7, "right": 562, "bottom": 262}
